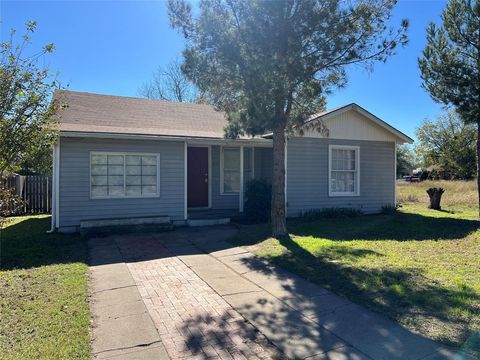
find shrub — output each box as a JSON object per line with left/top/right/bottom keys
{"left": 244, "top": 179, "right": 271, "bottom": 223}
{"left": 419, "top": 170, "right": 430, "bottom": 181}
{"left": 381, "top": 204, "right": 399, "bottom": 214}
{"left": 301, "top": 207, "right": 363, "bottom": 220}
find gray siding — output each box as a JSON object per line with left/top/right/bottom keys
{"left": 210, "top": 145, "right": 239, "bottom": 210}
{"left": 58, "top": 137, "right": 185, "bottom": 229}
{"left": 286, "top": 137, "right": 395, "bottom": 216}
{"left": 210, "top": 146, "right": 273, "bottom": 210}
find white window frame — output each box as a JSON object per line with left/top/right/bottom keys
{"left": 220, "top": 147, "right": 241, "bottom": 195}
{"left": 328, "top": 145, "right": 360, "bottom": 197}
{"left": 220, "top": 146, "right": 254, "bottom": 195}
{"left": 89, "top": 151, "right": 160, "bottom": 199}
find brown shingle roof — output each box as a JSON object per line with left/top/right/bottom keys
{"left": 56, "top": 90, "right": 232, "bottom": 139}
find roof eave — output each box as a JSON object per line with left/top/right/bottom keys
{"left": 59, "top": 130, "right": 273, "bottom": 146}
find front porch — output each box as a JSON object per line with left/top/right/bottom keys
{"left": 184, "top": 141, "right": 273, "bottom": 222}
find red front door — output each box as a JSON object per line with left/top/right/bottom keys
{"left": 187, "top": 147, "right": 209, "bottom": 208}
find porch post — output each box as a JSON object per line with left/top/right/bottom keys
{"left": 184, "top": 141, "right": 188, "bottom": 220}
{"left": 239, "top": 145, "right": 244, "bottom": 212}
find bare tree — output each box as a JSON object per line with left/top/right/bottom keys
{"left": 138, "top": 58, "right": 197, "bottom": 102}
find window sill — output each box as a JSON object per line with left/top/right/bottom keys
{"left": 90, "top": 194, "right": 160, "bottom": 200}
{"left": 328, "top": 192, "right": 360, "bottom": 197}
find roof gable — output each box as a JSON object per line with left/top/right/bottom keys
{"left": 300, "top": 104, "right": 413, "bottom": 144}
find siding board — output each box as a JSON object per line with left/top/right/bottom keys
{"left": 59, "top": 137, "right": 185, "bottom": 228}
{"left": 286, "top": 137, "right": 395, "bottom": 216}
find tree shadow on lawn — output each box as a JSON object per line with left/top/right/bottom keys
{"left": 288, "top": 211, "right": 480, "bottom": 242}
{"left": 0, "top": 217, "right": 86, "bottom": 271}
{"left": 231, "top": 228, "right": 480, "bottom": 355}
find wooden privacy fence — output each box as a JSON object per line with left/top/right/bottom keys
{"left": 1, "top": 175, "right": 52, "bottom": 215}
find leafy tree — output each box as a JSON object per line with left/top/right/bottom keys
{"left": 138, "top": 58, "right": 198, "bottom": 102}
{"left": 415, "top": 111, "right": 476, "bottom": 180}
{"left": 418, "top": 0, "right": 479, "bottom": 208}
{"left": 0, "top": 21, "right": 61, "bottom": 176}
{"left": 396, "top": 144, "right": 416, "bottom": 177}
{"left": 15, "top": 144, "right": 53, "bottom": 176}
{"left": 169, "top": 0, "right": 408, "bottom": 236}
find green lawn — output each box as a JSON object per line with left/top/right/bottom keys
{"left": 0, "top": 216, "right": 90, "bottom": 359}
{"left": 229, "top": 181, "right": 480, "bottom": 355}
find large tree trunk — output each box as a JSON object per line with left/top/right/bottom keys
{"left": 477, "top": 124, "right": 480, "bottom": 217}
{"left": 271, "top": 122, "right": 287, "bottom": 238}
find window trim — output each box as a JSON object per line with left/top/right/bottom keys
{"left": 328, "top": 145, "right": 360, "bottom": 197}
{"left": 220, "top": 147, "right": 240, "bottom": 195}
{"left": 89, "top": 151, "right": 160, "bottom": 199}
{"left": 220, "top": 146, "right": 254, "bottom": 195}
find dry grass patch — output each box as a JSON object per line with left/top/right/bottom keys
{"left": 397, "top": 180, "right": 476, "bottom": 214}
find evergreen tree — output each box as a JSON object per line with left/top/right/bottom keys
{"left": 418, "top": 0, "right": 479, "bottom": 210}
{"left": 169, "top": 0, "right": 408, "bottom": 236}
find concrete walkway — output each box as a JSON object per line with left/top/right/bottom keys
{"left": 88, "top": 237, "right": 170, "bottom": 359}
{"left": 88, "top": 226, "right": 473, "bottom": 360}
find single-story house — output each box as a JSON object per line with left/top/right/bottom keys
{"left": 50, "top": 90, "right": 413, "bottom": 233}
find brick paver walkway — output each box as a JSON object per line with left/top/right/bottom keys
{"left": 116, "top": 234, "right": 284, "bottom": 360}
{"left": 102, "top": 228, "right": 466, "bottom": 360}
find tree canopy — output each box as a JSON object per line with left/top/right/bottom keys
{"left": 397, "top": 144, "right": 417, "bottom": 178}
{"left": 418, "top": 0, "right": 479, "bottom": 126}
{"left": 416, "top": 111, "right": 476, "bottom": 180}
{"left": 169, "top": 0, "right": 408, "bottom": 236}
{"left": 0, "top": 21, "right": 61, "bottom": 176}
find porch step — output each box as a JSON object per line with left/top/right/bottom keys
{"left": 80, "top": 215, "right": 174, "bottom": 235}
{"left": 186, "top": 218, "right": 231, "bottom": 227}
{"left": 80, "top": 215, "right": 171, "bottom": 229}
